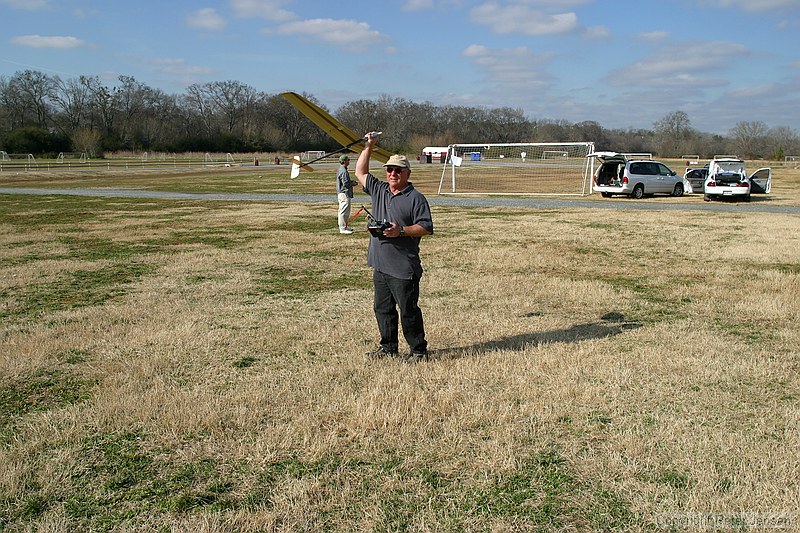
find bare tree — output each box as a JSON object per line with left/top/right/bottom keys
{"left": 654, "top": 110, "right": 695, "bottom": 157}
{"left": 208, "top": 80, "right": 258, "bottom": 135}
{"left": 572, "top": 120, "right": 609, "bottom": 146}
{"left": 7, "top": 70, "right": 56, "bottom": 129}
{"left": 183, "top": 83, "right": 216, "bottom": 138}
{"left": 336, "top": 98, "right": 390, "bottom": 143}
{"left": 260, "top": 93, "right": 328, "bottom": 151}
{"left": 487, "top": 107, "right": 529, "bottom": 143}
{"left": 113, "top": 76, "right": 151, "bottom": 148}
{"left": 71, "top": 128, "right": 102, "bottom": 156}
{"left": 51, "top": 75, "right": 101, "bottom": 134}
{"left": 138, "top": 88, "right": 180, "bottom": 149}
{"left": 729, "top": 121, "right": 769, "bottom": 158}
{"left": 765, "top": 125, "right": 799, "bottom": 160}
{"left": 0, "top": 75, "right": 17, "bottom": 132}
{"left": 91, "top": 84, "right": 115, "bottom": 138}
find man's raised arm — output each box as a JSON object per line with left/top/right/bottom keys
{"left": 355, "top": 132, "right": 378, "bottom": 188}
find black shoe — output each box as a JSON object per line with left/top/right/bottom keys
{"left": 365, "top": 345, "right": 398, "bottom": 360}
{"left": 401, "top": 350, "right": 429, "bottom": 363}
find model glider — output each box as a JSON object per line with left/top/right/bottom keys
{"left": 281, "top": 91, "right": 392, "bottom": 178}
{"left": 287, "top": 134, "right": 382, "bottom": 178}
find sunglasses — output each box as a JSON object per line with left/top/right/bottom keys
{"left": 385, "top": 166, "right": 406, "bottom": 174}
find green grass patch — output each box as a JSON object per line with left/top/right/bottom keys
{"left": 57, "top": 236, "right": 162, "bottom": 261}
{"left": 459, "top": 449, "right": 633, "bottom": 529}
{"left": 0, "top": 368, "right": 96, "bottom": 433}
{"left": 0, "top": 195, "right": 171, "bottom": 228}
{"left": 773, "top": 262, "right": 800, "bottom": 274}
{"left": 250, "top": 265, "right": 371, "bottom": 296}
{"left": 596, "top": 275, "right": 690, "bottom": 324}
{"left": 58, "top": 433, "right": 238, "bottom": 527}
{"left": 58, "top": 348, "right": 92, "bottom": 365}
{"left": 712, "top": 318, "right": 773, "bottom": 344}
{"left": 1, "top": 262, "right": 155, "bottom": 322}
{"left": 232, "top": 355, "right": 258, "bottom": 368}
{"left": 1, "top": 236, "right": 161, "bottom": 267}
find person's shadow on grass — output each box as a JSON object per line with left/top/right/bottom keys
{"left": 433, "top": 311, "right": 641, "bottom": 360}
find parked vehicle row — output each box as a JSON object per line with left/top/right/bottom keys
{"left": 591, "top": 153, "right": 771, "bottom": 201}
{"left": 689, "top": 157, "right": 771, "bottom": 202}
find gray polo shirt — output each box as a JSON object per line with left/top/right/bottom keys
{"left": 363, "top": 173, "right": 434, "bottom": 280}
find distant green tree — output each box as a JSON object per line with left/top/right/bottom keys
{"left": 1, "top": 127, "right": 65, "bottom": 154}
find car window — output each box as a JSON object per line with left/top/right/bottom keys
{"left": 688, "top": 169, "right": 706, "bottom": 179}
{"left": 629, "top": 162, "right": 651, "bottom": 175}
{"left": 656, "top": 163, "right": 673, "bottom": 175}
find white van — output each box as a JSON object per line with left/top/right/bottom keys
{"left": 590, "top": 152, "right": 689, "bottom": 199}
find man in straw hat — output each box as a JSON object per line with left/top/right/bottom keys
{"left": 355, "top": 132, "right": 434, "bottom": 362}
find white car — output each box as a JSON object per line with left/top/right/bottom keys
{"left": 703, "top": 157, "right": 771, "bottom": 202}
{"left": 683, "top": 165, "right": 708, "bottom": 193}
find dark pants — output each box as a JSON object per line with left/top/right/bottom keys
{"left": 373, "top": 270, "right": 427, "bottom": 353}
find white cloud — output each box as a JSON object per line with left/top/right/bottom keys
{"left": 777, "top": 18, "right": 800, "bottom": 28}
{"left": 470, "top": 2, "right": 579, "bottom": 35}
{"left": 583, "top": 25, "right": 610, "bottom": 39}
{"left": 152, "top": 58, "right": 215, "bottom": 75}
{"left": 403, "top": 0, "right": 435, "bottom": 10}
{"left": 402, "top": 0, "right": 468, "bottom": 10}
{"left": 10, "top": 35, "right": 86, "bottom": 49}
{"left": 229, "top": 0, "right": 296, "bottom": 22}
{"left": 268, "top": 19, "right": 386, "bottom": 50}
{"left": 525, "top": 0, "right": 590, "bottom": 6}
{"left": 0, "top": 0, "right": 49, "bottom": 9}
{"left": 700, "top": 0, "right": 800, "bottom": 11}
{"left": 72, "top": 8, "right": 99, "bottom": 19}
{"left": 606, "top": 41, "right": 750, "bottom": 88}
{"left": 187, "top": 8, "right": 227, "bottom": 31}
{"left": 636, "top": 31, "right": 669, "bottom": 42}
{"left": 463, "top": 44, "right": 555, "bottom": 91}
{"left": 728, "top": 83, "right": 779, "bottom": 98}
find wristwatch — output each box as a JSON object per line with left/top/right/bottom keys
{"left": 399, "top": 227, "right": 405, "bottom": 237}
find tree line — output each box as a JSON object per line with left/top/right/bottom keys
{"left": 1, "top": 69, "right": 798, "bottom": 160}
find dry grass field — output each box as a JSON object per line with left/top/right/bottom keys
{"left": 1, "top": 162, "right": 799, "bottom": 531}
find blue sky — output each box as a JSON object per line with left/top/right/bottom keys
{"left": 2, "top": 0, "right": 799, "bottom": 135}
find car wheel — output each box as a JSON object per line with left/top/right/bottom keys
{"left": 672, "top": 183, "right": 684, "bottom": 197}
{"left": 601, "top": 192, "right": 612, "bottom": 198}
{"left": 631, "top": 185, "right": 644, "bottom": 199}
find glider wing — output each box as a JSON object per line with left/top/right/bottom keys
{"left": 280, "top": 92, "right": 392, "bottom": 163}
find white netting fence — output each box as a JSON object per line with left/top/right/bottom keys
{"left": 439, "top": 142, "right": 595, "bottom": 195}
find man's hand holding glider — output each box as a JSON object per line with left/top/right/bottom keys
{"left": 355, "top": 131, "right": 378, "bottom": 190}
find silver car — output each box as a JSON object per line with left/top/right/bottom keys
{"left": 590, "top": 152, "right": 687, "bottom": 199}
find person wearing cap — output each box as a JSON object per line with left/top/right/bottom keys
{"left": 336, "top": 154, "right": 356, "bottom": 234}
{"left": 355, "top": 132, "right": 434, "bottom": 362}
